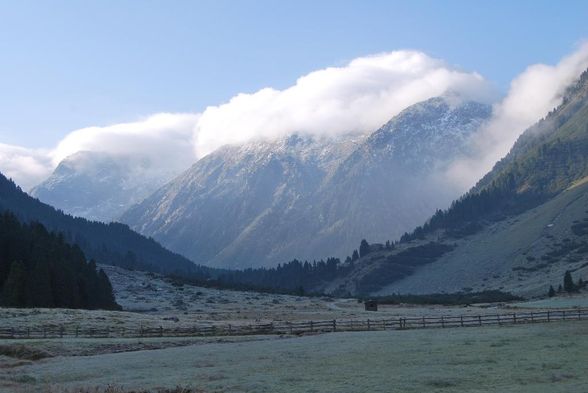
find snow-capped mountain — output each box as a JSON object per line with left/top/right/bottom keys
{"left": 31, "top": 151, "right": 183, "bottom": 222}
{"left": 121, "top": 96, "right": 492, "bottom": 268}
{"left": 120, "top": 134, "right": 364, "bottom": 268}
{"left": 310, "top": 97, "right": 492, "bottom": 254}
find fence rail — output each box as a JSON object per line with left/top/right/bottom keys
{"left": 1, "top": 309, "right": 587, "bottom": 340}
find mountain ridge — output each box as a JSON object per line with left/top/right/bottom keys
{"left": 122, "top": 96, "right": 492, "bottom": 268}
{"left": 0, "top": 172, "right": 208, "bottom": 277}
{"left": 31, "top": 151, "right": 183, "bottom": 223}
{"left": 326, "top": 68, "right": 588, "bottom": 297}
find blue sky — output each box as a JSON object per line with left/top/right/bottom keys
{"left": 1, "top": 0, "right": 588, "bottom": 148}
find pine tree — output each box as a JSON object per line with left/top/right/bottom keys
{"left": 359, "top": 239, "right": 370, "bottom": 258}
{"left": 26, "top": 260, "right": 54, "bottom": 308}
{"left": 351, "top": 250, "right": 359, "bottom": 261}
{"left": 2, "top": 261, "right": 27, "bottom": 307}
{"left": 548, "top": 285, "right": 556, "bottom": 298}
{"left": 97, "top": 269, "right": 118, "bottom": 309}
{"left": 0, "top": 212, "right": 120, "bottom": 310}
{"left": 563, "top": 270, "right": 575, "bottom": 293}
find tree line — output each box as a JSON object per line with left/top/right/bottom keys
{"left": 0, "top": 211, "right": 120, "bottom": 310}
{"left": 401, "top": 109, "right": 588, "bottom": 243}
{"left": 548, "top": 270, "right": 586, "bottom": 297}
{"left": 217, "top": 257, "right": 351, "bottom": 294}
{"left": 0, "top": 173, "right": 215, "bottom": 279}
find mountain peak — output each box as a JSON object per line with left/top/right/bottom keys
{"left": 121, "top": 96, "right": 491, "bottom": 268}
{"left": 31, "top": 151, "right": 181, "bottom": 223}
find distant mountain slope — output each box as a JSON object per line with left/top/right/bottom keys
{"left": 329, "top": 69, "right": 588, "bottom": 297}
{"left": 0, "top": 172, "right": 205, "bottom": 276}
{"left": 310, "top": 97, "right": 491, "bottom": 255}
{"left": 122, "top": 135, "right": 364, "bottom": 268}
{"left": 31, "top": 151, "right": 182, "bottom": 222}
{"left": 375, "top": 179, "right": 588, "bottom": 297}
{"left": 122, "top": 97, "right": 491, "bottom": 268}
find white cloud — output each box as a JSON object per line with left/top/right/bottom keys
{"left": 0, "top": 143, "right": 52, "bottom": 190}
{"left": 4, "top": 46, "right": 588, "bottom": 194}
{"left": 0, "top": 114, "right": 199, "bottom": 191}
{"left": 446, "top": 43, "right": 588, "bottom": 190}
{"left": 194, "top": 50, "right": 496, "bottom": 157}
{"left": 51, "top": 113, "right": 200, "bottom": 173}
{"left": 1, "top": 50, "right": 495, "bottom": 190}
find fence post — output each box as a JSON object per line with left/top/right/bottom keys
{"left": 333, "top": 320, "right": 336, "bottom": 332}
{"left": 460, "top": 316, "right": 464, "bottom": 327}
{"left": 547, "top": 311, "right": 550, "bottom": 322}
{"left": 562, "top": 310, "right": 566, "bottom": 321}
{"left": 160, "top": 326, "right": 163, "bottom": 337}
{"left": 478, "top": 315, "right": 482, "bottom": 327}
{"left": 497, "top": 314, "right": 501, "bottom": 326}
{"left": 75, "top": 326, "right": 79, "bottom": 338}
{"left": 140, "top": 325, "right": 143, "bottom": 338}
{"left": 531, "top": 312, "right": 534, "bottom": 323}
{"left": 27, "top": 327, "right": 30, "bottom": 338}
{"left": 310, "top": 321, "right": 314, "bottom": 333}
{"left": 60, "top": 326, "right": 64, "bottom": 338}
{"left": 10, "top": 328, "right": 14, "bottom": 339}
{"left": 289, "top": 322, "right": 293, "bottom": 335}
{"left": 422, "top": 317, "right": 426, "bottom": 329}
{"left": 578, "top": 310, "right": 581, "bottom": 321}
{"left": 367, "top": 319, "right": 371, "bottom": 331}
{"left": 513, "top": 313, "right": 516, "bottom": 324}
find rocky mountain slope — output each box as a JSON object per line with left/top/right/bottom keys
{"left": 31, "top": 151, "right": 182, "bottom": 222}
{"left": 122, "top": 97, "right": 491, "bottom": 268}
{"left": 328, "top": 69, "right": 588, "bottom": 297}
{"left": 309, "top": 97, "right": 491, "bottom": 256}
{"left": 121, "top": 134, "right": 364, "bottom": 268}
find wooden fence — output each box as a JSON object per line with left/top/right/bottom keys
{"left": 1, "top": 309, "right": 587, "bottom": 340}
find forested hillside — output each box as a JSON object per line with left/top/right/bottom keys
{"left": 0, "top": 212, "right": 119, "bottom": 309}
{"left": 327, "top": 68, "right": 588, "bottom": 297}
{"left": 217, "top": 257, "right": 350, "bottom": 293}
{"left": 0, "top": 173, "right": 209, "bottom": 277}
{"left": 403, "top": 69, "right": 588, "bottom": 242}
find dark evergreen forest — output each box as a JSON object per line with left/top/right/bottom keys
{"left": 0, "top": 212, "right": 120, "bottom": 309}
{"left": 0, "top": 173, "right": 213, "bottom": 278}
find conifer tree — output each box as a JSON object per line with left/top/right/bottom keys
{"left": 0, "top": 212, "right": 120, "bottom": 310}
{"left": 359, "top": 239, "right": 370, "bottom": 258}
{"left": 564, "top": 270, "right": 575, "bottom": 293}
{"left": 2, "top": 261, "right": 27, "bottom": 307}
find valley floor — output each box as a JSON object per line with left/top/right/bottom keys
{"left": 1, "top": 320, "right": 587, "bottom": 393}
{"left": 1, "top": 265, "right": 587, "bottom": 392}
